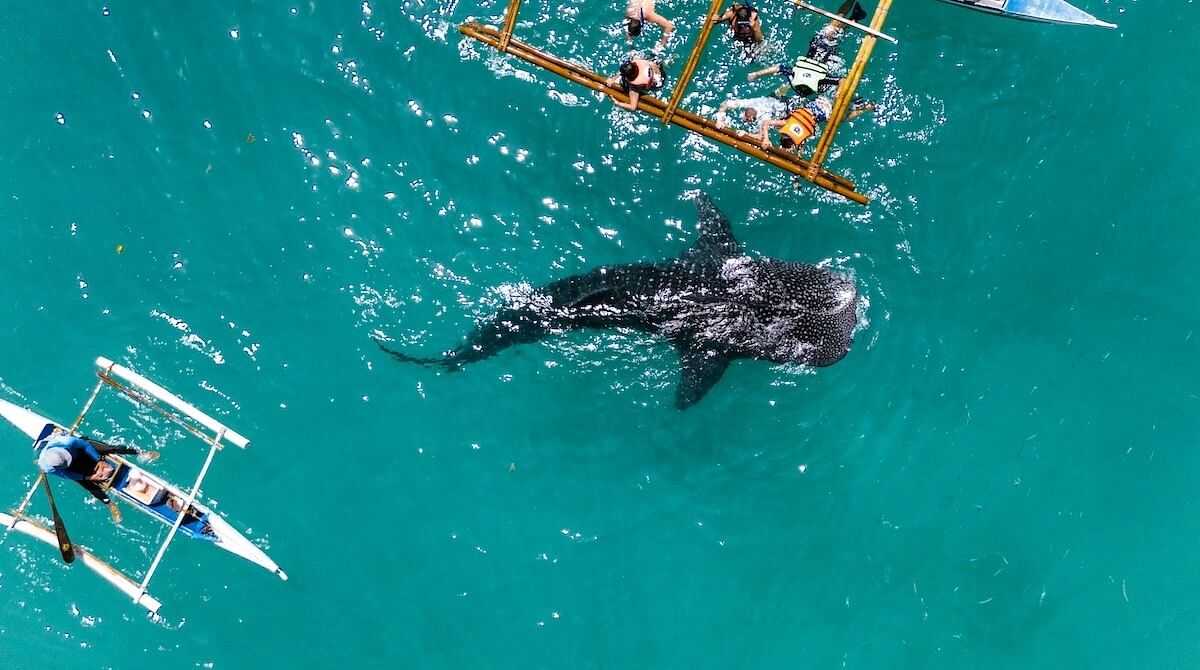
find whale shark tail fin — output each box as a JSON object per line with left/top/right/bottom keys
{"left": 377, "top": 342, "right": 457, "bottom": 369}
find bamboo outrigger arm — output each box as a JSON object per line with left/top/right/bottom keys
{"left": 460, "top": 23, "right": 868, "bottom": 204}
{"left": 498, "top": 0, "right": 522, "bottom": 52}
{"left": 806, "top": 0, "right": 894, "bottom": 173}
{"left": 662, "top": 0, "right": 727, "bottom": 125}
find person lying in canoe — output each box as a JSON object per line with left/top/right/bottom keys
{"left": 606, "top": 58, "right": 665, "bottom": 111}
{"left": 122, "top": 475, "right": 215, "bottom": 535}
{"left": 746, "top": 0, "right": 866, "bottom": 98}
{"left": 166, "top": 493, "right": 214, "bottom": 535}
{"left": 710, "top": 3, "right": 764, "bottom": 45}
{"left": 758, "top": 95, "right": 874, "bottom": 153}
{"left": 37, "top": 433, "right": 158, "bottom": 522}
{"left": 625, "top": 0, "right": 674, "bottom": 49}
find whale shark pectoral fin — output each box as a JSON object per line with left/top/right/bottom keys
{"left": 683, "top": 193, "right": 741, "bottom": 264}
{"left": 674, "top": 346, "right": 732, "bottom": 410}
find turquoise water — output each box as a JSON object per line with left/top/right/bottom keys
{"left": 2, "top": 0, "right": 1198, "bottom": 667}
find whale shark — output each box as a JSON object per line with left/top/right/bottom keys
{"left": 381, "top": 194, "right": 860, "bottom": 408}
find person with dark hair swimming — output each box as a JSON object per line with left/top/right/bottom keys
{"left": 625, "top": 0, "right": 674, "bottom": 48}
{"left": 747, "top": 0, "right": 867, "bottom": 98}
{"left": 606, "top": 58, "right": 665, "bottom": 111}
{"left": 710, "top": 3, "right": 764, "bottom": 44}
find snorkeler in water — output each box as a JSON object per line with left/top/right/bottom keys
{"left": 758, "top": 95, "right": 874, "bottom": 153}
{"left": 747, "top": 0, "right": 867, "bottom": 98}
{"left": 625, "top": 0, "right": 675, "bottom": 49}
{"left": 710, "top": 3, "right": 764, "bottom": 45}
{"left": 606, "top": 58, "right": 665, "bottom": 111}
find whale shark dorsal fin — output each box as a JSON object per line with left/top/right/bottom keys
{"left": 683, "top": 193, "right": 740, "bottom": 264}
{"left": 675, "top": 345, "right": 732, "bottom": 409}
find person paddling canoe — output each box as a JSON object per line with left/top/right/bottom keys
{"left": 37, "top": 433, "right": 157, "bottom": 522}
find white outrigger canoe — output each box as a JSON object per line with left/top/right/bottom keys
{"left": 936, "top": 0, "right": 1116, "bottom": 28}
{"left": 0, "top": 357, "right": 285, "bottom": 619}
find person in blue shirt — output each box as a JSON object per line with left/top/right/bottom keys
{"left": 37, "top": 433, "right": 157, "bottom": 522}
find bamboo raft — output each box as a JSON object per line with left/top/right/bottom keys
{"left": 460, "top": 0, "right": 897, "bottom": 205}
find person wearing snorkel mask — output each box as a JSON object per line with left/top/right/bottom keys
{"left": 710, "top": 3, "right": 764, "bottom": 44}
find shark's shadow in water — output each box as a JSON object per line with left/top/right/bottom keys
{"left": 381, "top": 194, "right": 860, "bottom": 408}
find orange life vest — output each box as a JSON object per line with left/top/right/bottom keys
{"left": 780, "top": 108, "right": 817, "bottom": 146}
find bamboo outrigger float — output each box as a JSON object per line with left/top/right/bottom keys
{"left": 460, "top": 0, "right": 897, "bottom": 205}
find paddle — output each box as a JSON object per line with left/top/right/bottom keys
{"left": 40, "top": 475, "right": 75, "bottom": 564}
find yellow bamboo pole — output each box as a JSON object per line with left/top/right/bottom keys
{"left": 662, "top": 0, "right": 726, "bottom": 125}
{"left": 806, "top": 0, "right": 892, "bottom": 174}
{"left": 498, "top": 0, "right": 523, "bottom": 52}
{"left": 459, "top": 23, "right": 867, "bottom": 203}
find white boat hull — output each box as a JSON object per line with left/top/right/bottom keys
{"left": 935, "top": 0, "right": 1116, "bottom": 28}
{"left": 0, "top": 398, "right": 286, "bottom": 580}
{"left": 0, "top": 397, "right": 56, "bottom": 442}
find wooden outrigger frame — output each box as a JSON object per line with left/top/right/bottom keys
{"left": 3, "top": 357, "right": 255, "bottom": 619}
{"left": 460, "top": 0, "right": 895, "bottom": 205}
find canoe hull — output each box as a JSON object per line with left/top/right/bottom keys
{"left": 0, "top": 397, "right": 56, "bottom": 442}
{"left": 0, "top": 398, "right": 286, "bottom": 580}
{"left": 934, "top": 0, "right": 1116, "bottom": 28}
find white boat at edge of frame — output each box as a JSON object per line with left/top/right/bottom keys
{"left": 0, "top": 356, "right": 286, "bottom": 620}
{"left": 936, "top": 0, "right": 1116, "bottom": 28}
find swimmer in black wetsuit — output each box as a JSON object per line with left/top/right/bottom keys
{"left": 710, "top": 3, "right": 764, "bottom": 44}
